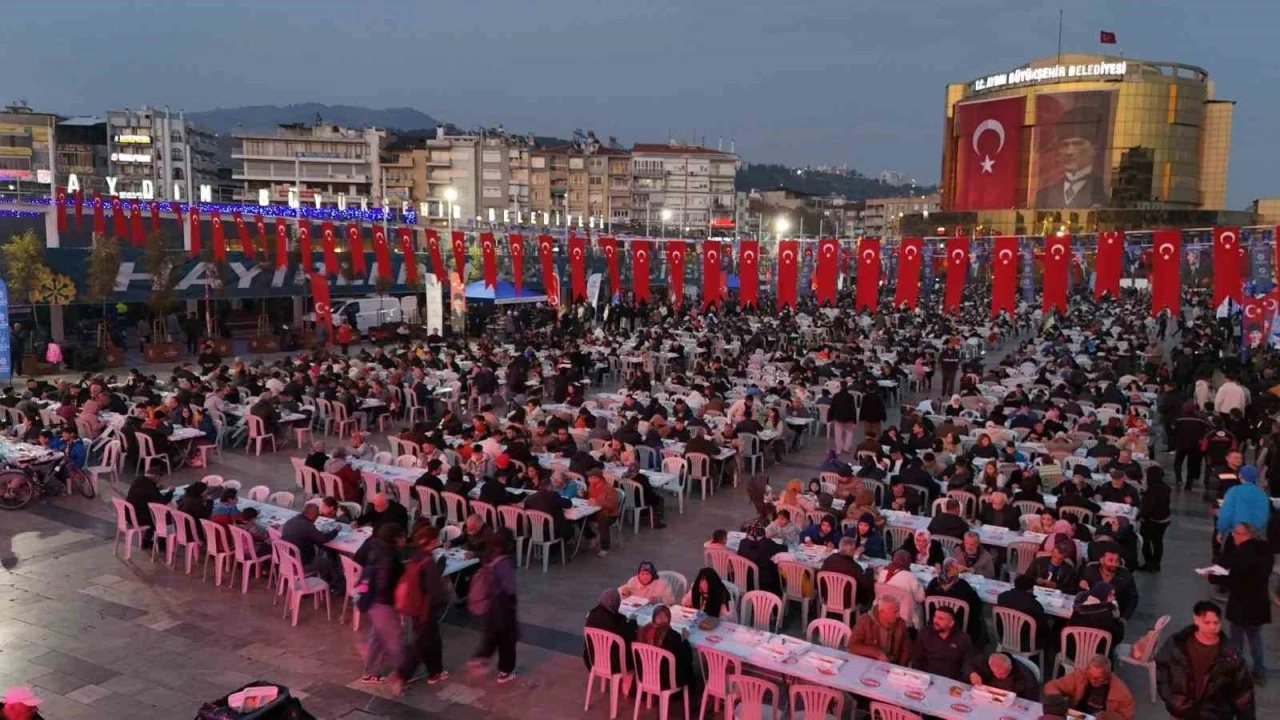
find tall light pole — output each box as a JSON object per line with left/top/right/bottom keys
{"left": 443, "top": 187, "right": 457, "bottom": 234}
{"left": 660, "top": 208, "right": 672, "bottom": 239}
{"left": 775, "top": 216, "right": 790, "bottom": 242}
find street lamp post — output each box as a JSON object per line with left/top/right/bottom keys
{"left": 443, "top": 187, "right": 458, "bottom": 234}
{"left": 660, "top": 208, "right": 672, "bottom": 239}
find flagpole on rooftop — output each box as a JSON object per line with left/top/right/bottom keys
{"left": 1056, "top": 9, "right": 1064, "bottom": 66}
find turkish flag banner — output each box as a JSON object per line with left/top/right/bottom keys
{"left": 991, "top": 236, "right": 1018, "bottom": 317}
{"left": 425, "top": 229, "right": 443, "bottom": 280}
{"left": 150, "top": 201, "right": 162, "bottom": 236}
{"left": 702, "top": 241, "right": 722, "bottom": 309}
{"left": 129, "top": 201, "right": 144, "bottom": 246}
{"left": 309, "top": 272, "right": 332, "bottom": 341}
{"left": 632, "top": 239, "right": 652, "bottom": 302}
{"left": 297, "top": 220, "right": 313, "bottom": 270}
{"left": 777, "top": 239, "right": 799, "bottom": 309}
{"left": 943, "top": 236, "right": 970, "bottom": 313}
{"left": 599, "top": 237, "right": 620, "bottom": 297}
{"left": 739, "top": 240, "right": 760, "bottom": 308}
{"left": 815, "top": 238, "right": 839, "bottom": 306}
{"left": 111, "top": 196, "right": 127, "bottom": 239}
{"left": 322, "top": 222, "right": 338, "bottom": 275}
{"left": 347, "top": 224, "right": 367, "bottom": 276}
{"left": 399, "top": 227, "right": 418, "bottom": 285}
{"left": 568, "top": 234, "right": 587, "bottom": 301}
{"left": 855, "top": 238, "right": 880, "bottom": 312}
{"left": 894, "top": 237, "right": 923, "bottom": 309}
{"left": 450, "top": 231, "right": 466, "bottom": 279}
{"left": 92, "top": 193, "right": 106, "bottom": 236}
{"left": 253, "top": 215, "right": 267, "bottom": 259}
{"left": 1150, "top": 229, "right": 1181, "bottom": 316}
{"left": 1094, "top": 231, "right": 1123, "bottom": 299}
{"left": 1262, "top": 290, "right": 1280, "bottom": 331}
{"left": 74, "top": 190, "right": 84, "bottom": 230}
{"left": 666, "top": 241, "right": 688, "bottom": 305}
{"left": 55, "top": 187, "right": 66, "bottom": 233}
{"left": 954, "top": 97, "right": 1025, "bottom": 210}
{"left": 481, "top": 232, "right": 498, "bottom": 289}
{"left": 508, "top": 233, "right": 525, "bottom": 293}
{"left": 1243, "top": 296, "right": 1266, "bottom": 338}
{"left": 170, "top": 201, "right": 183, "bottom": 231}
{"left": 188, "top": 206, "right": 202, "bottom": 257}
{"left": 1212, "top": 226, "right": 1243, "bottom": 309}
{"left": 373, "top": 226, "right": 392, "bottom": 281}
{"left": 537, "top": 234, "right": 555, "bottom": 294}
{"left": 274, "top": 218, "right": 288, "bottom": 269}
{"left": 1042, "top": 234, "right": 1070, "bottom": 313}
{"left": 233, "top": 212, "right": 252, "bottom": 259}
{"left": 211, "top": 211, "right": 227, "bottom": 261}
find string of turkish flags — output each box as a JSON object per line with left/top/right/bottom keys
{"left": 425, "top": 229, "right": 443, "bottom": 280}
{"left": 738, "top": 240, "right": 759, "bottom": 308}
{"left": 632, "top": 239, "right": 651, "bottom": 302}
{"left": 129, "top": 201, "right": 144, "bottom": 246}
{"left": 372, "top": 226, "right": 392, "bottom": 281}
{"left": 509, "top": 233, "right": 524, "bottom": 293}
{"left": 347, "top": 224, "right": 367, "bottom": 276}
{"left": 398, "top": 227, "right": 418, "bottom": 285}
{"left": 776, "top": 239, "right": 798, "bottom": 309}
{"left": 814, "top": 238, "right": 838, "bottom": 306}
{"left": 211, "top": 211, "right": 227, "bottom": 261}
{"left": 1042, "top": 233, "right": 1070, "bottom": 314}
{"left": 450, "top": 231, "right": 466, "bottom": 279}
{"left": 322, "top": 222, "right": 338, "bottom": 275}
{"left": 599, "top": 237, "right": 620, "bottom": 298}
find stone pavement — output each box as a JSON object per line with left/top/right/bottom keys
{"left": 1, "top": 368, "right": 1276, "bottom": 718}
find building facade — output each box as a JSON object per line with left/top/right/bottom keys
{"left": 863, "top": 193, "right": 941, "bottom": 237}
{"left": 105, "top": 107, "right": 221, "bottom": 200}
{"left": 232, "top": 121, "right": 384, "bottom": 206}
{"left": 630, "top": 144, "right": 739, "bottom": 237}
{"left": 54, "top": 117, "right": 108, "bottom": 194}
{"left": 0, "top": 104, "right": 57, "bottom": 198}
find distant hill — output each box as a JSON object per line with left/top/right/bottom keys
{"left": 736, "top": 163, "right": 934, "bottom": 200}
{"left": 187, "top": 103, "right": 439, "bottom": 134}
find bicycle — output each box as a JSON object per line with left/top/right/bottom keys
{"left": 0, "top": 456, "right": 95, "bottom": 510}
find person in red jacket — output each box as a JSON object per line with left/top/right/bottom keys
{"left": 335, "top": 322, "right": 355, "bottom": 355}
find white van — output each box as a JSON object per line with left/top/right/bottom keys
{"left": 307, "top": 297, "right": 402, "bottom": 333}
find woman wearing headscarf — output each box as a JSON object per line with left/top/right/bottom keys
{"left": 583, "top": 589, "right": 636, "bottom": 674}
{"left": 845, "top": 488, "right": 884, "bottom": 529}
{"left": 926, "top": 558, "right": 988, "bottom": 647}
{"left": 681, "top": 568, "right": 732, "bottom": 618}
{"left": 874, "top": 550, "right": 926, "bottom": 628}
{"left": 944, "top": 394, "right": 965, "bottom": 418}
{"left": 1042, "top": 519, "right": 1079, "bottom": 564}
{"left": 800, "top": 513, "right": 842, "bottom": 548}
{"left": 617, "top": 561, "right": 675, "bottom": 605}
{"left": 899, "top": 529, "right": 945, "bottom": 567}
{"left": 635, "top": 605, "right": 695, "bottom": 692}
{"left": 778, "top": 479, "right": 813, "bottom": 513}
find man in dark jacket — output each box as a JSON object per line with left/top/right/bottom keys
{"left": 355, "top": 493, "right": 409, "bottom": 533}
{"left": 965, "top": 652, "right": 1040, "bottom": 700}
{"left": 281, "top": 504, "right": 342, "bottom": 592}
{"left": 583, "top": 588, "right": 637, "bottom": 674}
{"left": 997, "top": 574, "right": 1052, "bottom": 651}
{"left": 819, "top": 537, "right": 874, "bottom": 606}
{"left": 1156, "top": 600, "right": 1256, "bottom": 719}
{"left": 912, "top": 605, "right": 974, "bottom": 680}
{"left": 125, "top": 473, "right": 174, "bottom": 548}
{"left": 926, "top": 498, "right": 970, "bottom": 540}
{"left": 736, "top": 525, "right": 787, "bottom": 595}
{"left": 1208, "top": 522, "right": 1272, "bottom": 684}
{"left": 525, "top": 478, "right": 574, "bottom": 540}
{"left": 827, "top": 381, "right": 858, "bottom": 454}
{"left": 360, "top": 524, "right": 406, "bottom": 684}
{"left": 396, "top": 525, "right": 452, "bottom": 688}
{"left": 858, "top": 386, "right": 887, "bottom": 441}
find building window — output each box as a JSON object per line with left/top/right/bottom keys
{"left": 569, "top": 157, "right": 585, "bottom": 170}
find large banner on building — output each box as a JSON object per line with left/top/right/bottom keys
{"left": 1029, "top": 90, "right": 1115, "bottom": 209}
{"left": 953, "top": 96, "right": 1026, "bottom": 210}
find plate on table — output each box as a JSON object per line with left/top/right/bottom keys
{"left": 859, "top": 678, "right": 881, "bottom": 688}
{"left": 904, "top": 690, "right": 926, "bottom": 701}
{"left": 818, "top": 666, "right": 838, "bottom": 676}
{"left": 951, "top": 704, "right": 973, "bottom": 713}
{"left": 706, "top": 635, "right": 724, "bottom": 644}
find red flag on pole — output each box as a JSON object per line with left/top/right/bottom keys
{"left": 74, "top": 190, "right": 84, "bottom": 230}
{"left": 450, "top": 231, "right": 466, "bottom": 279}
{"left": 855, "top": 238, "right": 880, "bottom": 312}
{"left": 347, "top": 224, "right": 367, "bottom": 276}
{"left": 632, "top": 239, "right": 652, "bottom": 302}
{"left": 537, "top": 234, "right": 555, "bottom": 294}
{"left": 943, "top": 237, "right": 970, "bottom": 313}
{"left": 701, "top": 241, "right": 721, "bottom": 310}
{"left": 92, "top": 193, "right": 105, "bottom": 236}
{"left": 297, "top": 221, "right": 313, "bottom": 270}
{"left": 373, "top": 225, "right": 392, "bottom": 281}
{"left": 738, "top": 239, "right": 760, "bottom": 308}
{"left": 150, "top": 201, "right": 162, "bottom": 236}
{"left": 1042, "top": 233, "right": 1070, "bottom": 313}
{"left": 233, "top": 212, "right": 251, "bottom": 259}
{"left": 991, "top": 236, "right": 1018, "bottom": 317}
{"left": 666, "top": 241, "right": 687, "bottom": 305}
{"left": 171, "top": 201, "right": 183, "bottom": 230}
{"left": 1100, "top": 30, "right": 1117, "bottom": 44}
{"left": 399, "top": 227, "right": 418, "bottom": 285}
{"left": 55, "top": 187, "right": 67, "bottom": 233}
{"left": 481, "top": 232, "right": 498, "bottom": 289}
{"left": 599, "top": 237, "right": 619, "bottom": 297}
{"left": 1243, "top": 296, "right": 1266, "bottom": 337}
{"left": 309, "top": 272, "right": 332, "bottom": 342}
{"left": 1150, "top": 229, "right": 1181, "bottom": 316}
{"left": 210, "top": 211, "right": 227, "bottom": 261}
{"left": 568, "top": 234, "right": 587, "bottom": 300}
{"left": 954, "top": 97, "right": 1025, "bottom": 209}
{"left": 1262, "top": 291, "right": 1280, "bottom": 331}
{"left": 508, "top": 233, "right": 524, "bottom": 293}
{"left": 188, "top": 206, "right": 202, "bottom": 257}
{"left": 814, "top": 238, "right": 838, "bottom": 306}
{"left": 321, "top": 222, "right": 338, "bottom": 275}
{"left": 1212, "top": 226, "right": 1242, "bottom": 310}
{"left": 894, "top": 237, "right": 923, "bottom": 309}
{"left": 253, "top": 215, "right": 267, "bottom": 260}
{"left": 1094, "top": 231, "right": 1123, "bottom": 299}
{"left": 111, "top": 196, "right": 127, "bottom": 239}
{"left": 274, "top": 218, "right": 288, "bottom": 269}
{"left": 777, "top": 239, "right": 799, "bottom": 310}
{"left": 425, "top": 229, "right": 443, "bottom": 280}
{"left": 129, "top": 201, "right": 144, "bottom": 246}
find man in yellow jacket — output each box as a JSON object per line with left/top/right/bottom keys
{"left": 1044, "top": 654, "right": 1136, "bottom": 720}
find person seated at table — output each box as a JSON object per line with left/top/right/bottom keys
{"left": 451, "top": 513, "right": 495, "bottom": 557}
{"left": 968, "top": 433, "right": 999, "bottom": 461}
{"left": 318, "top": 496, "right": 354, "bottom": 523}
{"left": 545, "top": 427, "right": 578, "bottom": 458}
{"left": 192, "top": 406, "right": 218, "bottom": 444}
{"left": 1043, "top": 654, "right": 1136, "bottom": 720}
{"left": 927, "top": 499, "right": 971, "bottom": 540}
{"left": 585, "top": 470, "right": 620, "bottom": 557}
{"left": 998, "top": 441, "right": 1029, "bottom": 465}
{"left": 357, "top": 493, "right": 410, "bottom": 532}
{"left": 618, "top": 560, "right": 676, "bottom": 605}
{"left": 75, "top": 399, "right": 105, "bottom": 438}
{"left": 635, "top": 604, "right": 695, "bottom": 694}
{"left": 525, "top": 477, "right": 575, "bottom": 540}
{"left": 235, "top": 507, "right": 272, "bottom": 557}
{"left": 323, "top": 447, "right": 364, "bottom": 503}
{"left": 249, "top": 393, "right": 282, "bottom": 437}
{"left": 683, "top": 426, "right": 721, "bottom": 458}
{"left": 821, "top": 536, "right": 876, "bottom": 607}
{"left": 848, "top": 513, "right": 885, "bottom": 560}
{"left": 443, "top": 466, "right": 476, "bottom": 499}
{"left": 778, "top": 479, "right": 812, "bottom": 513}
{"left": 546, "top": 469, "right": 583, "bottom": 500}
{"left": 413, "top": 461, "right": 446, "bottom": 493}
{"left": 682, "top": 567, "right": 733, "bottom": 618}
{"left": 926, "top": 558, "right": 988, "bottom": 647}
{"left": 765, "top": 508, "right": 801, "bottom": 546}
{"left": 125, "top": 472, "right": 174, "bottom": 550}
{"left": 900, "top": 529, "right": 945, "bottom": 568}
{"left": 997, "top": 573, "right": 1052, "bottom": 651}
{"left": 737, "top": 524, "right": 787, "bottom": 596}
{"left": 583, "top": 588, "right": 637, "bottom": 677}
{"left": 282, "top": 503, "right": 343, "bottom": 593}
{"left": 703, "top": 529, "right": 728, "bottom": 551}
{"left": 1095, "top": 468, "right": 1141, "bottom": 506}
{"left": 844, "top": 488, "right": 883, "bottom": 529}
{"left": 875, "top": 550, "right": 927, "bottom": 627}
{"left": 1025, "top": 539, "right": 1078, "bottom": 591}
{"left": 912, "top": 604, "right": 974, "bottom": 680}
{"left": 800, "top": 513, "right": 842, "bottom": 548}
{"left": 965, "top": 652, "right": 1040, "bottom": 701}
{"left": 1077, "top": 548, "right": 1139, "bottom": 620}
{"left": 568, "top": 445, "right": 603, "bottom": 476}
{"left": 1088, "top": 516, "right": 1140, "bottom": 570}
{"left": 346, "top": 430, "right": 376, "bottom": 461}
{"left": 210, "top": 487, "right": 241, "bottom": 526}
{"left": 949, "top": 530, "right": 996, "bottom": 579}
{"left": 175, "top": 480, "right": 213, "bottom": 522}
{"left": 848, "top": 596, "right": 911, "bottom": 665}
{"left": 883, "top": 478, "right": 923, "bottom": 515}
{"left": 1044, "top": 518, "right": 1082, "bottom": 561}
{"left": 978, "top": 491, "right": 1021, "bottom": 532}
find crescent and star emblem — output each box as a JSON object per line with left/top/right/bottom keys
{"left": 1051, "top": 244, "right": 1066, "bottom": 259}
{"left": 998, "top": 249, "right": 1013, "bottom": 265}
{"left": 1266, "top": 299, "right": 1278, "bottom": 313}
{"left": 743, "top": 250, "right": 756, "bottom": 263}
{"left": 861, "top": 249, "right": 875, "bottom": 263}
{"left": 950, "top": 249, "right": 966, "bottom": 264}
{"left": 637, "top": 250, "right": 648, "bottom": 262}
{"left": 708, "top": 250, "right": 718, "bottom": 263}
{"left": 1157, "top": 243, "right": 1175, "bottom": 259}
{"left": 1246, "top": 306, "right": 1260, "bottom": 319}
{"left": 604, "top": 246, "right": 613, "bottom": 257}
{"left": 782, "top": 250, "right": 795, "bottom": 264}
{"left": 314, "top": 303, "right": 329, "bottom": 315}
{"left": 571, "top": 248, "right": 581, "bottom": 259}
{"left": 672, "top": 251, "right": 683, "bottom": 263}
{"left": 512, "top": 244, "right": 521, "bottom": 255}
{"left": 972, "top": 118, "right": 1006, "bottom": 174}
{"left": 822, "top": 244, "right": 835, "bottom": 258}
{"left": 1219, "top": 232, "right": 1236, "bottom": 249}
{"left": 904, "top": 246, "right": 919, "bottom": 260}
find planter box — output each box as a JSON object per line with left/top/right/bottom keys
{"left": 249, "top": 336, "right": 281, "bottom": 354}
{"left": 20, "top": 357, "right": 57, "bottom": 375}
{"left": 102, "top": 345, "right": 124, "bottom": 367}
{"left": 143, "top": 342, "right": 183, "bottom": 364}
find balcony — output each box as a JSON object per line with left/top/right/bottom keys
{"left": 427, "top": 154, "right": 450, "bottom": 167}
{"left": 632, "top": 166, "right": 664, "bottom": 177}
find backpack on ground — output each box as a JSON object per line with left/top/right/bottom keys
{"left": 467, "top": 562, "right": 493, "bottom": 616}
{"left": 394, "top": 559, "right": 432, "bottom": 618}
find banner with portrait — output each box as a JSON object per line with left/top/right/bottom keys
{"left": 1029, "top": 90, "right": 1116, "bottom": 210}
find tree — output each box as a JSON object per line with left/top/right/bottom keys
{"left": 141, "top": 231, "right": 180, "bottom": 336}
{"left": 0, "top": 229, "right": 53, "bottom": 333}
{"left": 85, "top": 237, "right": 122, "bottom": 306}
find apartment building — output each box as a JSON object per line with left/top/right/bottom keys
{"left": 630, "top": 143, "right": 738, "bottom": 236}
{"left": 232, "top": 121, "right": 384, "bottom": 206}
{"left": 106, "top": 107, "right": 221, "bottom": 200}
{"left": 55, "top": 116, "right": 108, "bottom": 194}
{"left": 862, "top": 193, "right": 940, "bottom": 237}
{"left": 0, "top": 104, "right": 57, "bottom": 192}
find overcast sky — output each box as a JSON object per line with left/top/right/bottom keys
{"left": 7, "top": 0, "right": 1273, "bottom": 208}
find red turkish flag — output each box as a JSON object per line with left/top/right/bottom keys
{"left": 777, "top": 239, "right": 799, "bottom": 310}
{"left": 632, "top": 239, "right": 652, "bottom": 302}
{"left": 547, "top": 269, "right": 562, "bottom": 310}
{"left": 74, "top": 190, "right": 84, "bottom": 230}
{"left": 210, "top": 211, "right": 226, "bottom": 261}
{"left": 568, "top": 234, "right": 587, "bottom": 300}
{"left": 55, "top": 187, "right": 66, "bottom": 233}
{"left": 739, "top": 240, "right": 760, "bottom": 308}
{"left": 233, "top": 212, "right": 251, "bottom": 259}
{"left": 1243, "top": 296, "right": 1266, "bottom": 336}
{"left": 991, "top": 236, "right": 1018, "bottom": 317}
{"left": 508, "top": 233, "right": 525, "bottom": 293}
{"left": 273, "top": 218, "right": 288, "bottom": 269}
{"left": 92, "top": 193, "right": 105, "bottom": 236}
{"left": 894, "top": 237, "right": 923, "bottom": 309}
{"left": 1212, "top": 226, "right": 1242, "bottom": 309}
{"left": 373, "top": 226, "right": 392, "bottom": 281}
{"left": 1094, "top": 231, "right": 1123, "bottom": 299}
{"left": 188, "top": 206, "right": 201, "bottom": 257}
{"left": 599, "top": 237, "right": 620, "bottom": 297}
{"left": 253, "top": 215, "right": 267, "bottom": 259}
{"left": 111, "top": 196, "right": 126, "bottom": 239}
{"left": 702, "top": 241, "right": 721, "bottom": 310}
{"left": 309, "top": 272, "right": 333, "bottom": 341}
{"left": 150, "top": 201, "right": 162, "bottom": 236}
{"left": 481, "top": 232, "right": 498, "bottom": 289}
{"left": 666, "top": 241, "right": 688, "bottom": 305}
{"left": 450, "top": 231, "right": 466, "bottom": 279}
{"left": 170, "top": 201, "right": 182, "bottom": 231}
{"left": 855, "top": 238, "right": 880, "bottom": 312}
{"left": 943, "top": 237, "right": 970, "bottom": 313}
{"left": 399, "top": 227, "right": 418, "bottom": 285}
{"left": 537, "top": 234, "right": 556, "bottom": 294}
{"left": 347, "top": 224, "right": 367, "bottom": 276}
{"left": 321, "top": 222, "right": 338, "bottom": 275}
{"left": 1262, "top": 291, "right": 1280, "bottom": 331}
{"left": 815, "top": 238, "right": 839, "bottom": 306}
{"left": 297, "top": 221, "right": 313, "bottom": 270}
{"left": 954, "top": 97, "right": 1025, "bottom": 210}
{"left": 1150, "top": 229, "right": 1181, "bottom": 316}
{"left": 425, "top": 229, "right": 443, "bottom": 280}
{"left": 129, "top": 201, "right": 144, "bottom": 246}
{"left": 1042, "top": 234, "right": 1070, "bottom": 313}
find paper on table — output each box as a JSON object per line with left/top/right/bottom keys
{"left": 1194, "top": 565, "right": 1229, "bottom": 577}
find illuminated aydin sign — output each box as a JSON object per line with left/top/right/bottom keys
{"left": 972, "top": 61, "right": 1127, "bottom": 92}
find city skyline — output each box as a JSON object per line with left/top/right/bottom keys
{"left": 5, "top": 1, "right": 1275, "bottom": 208}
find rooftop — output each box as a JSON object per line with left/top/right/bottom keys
{"left": 631, "top": 143, "right": 737, "bottom": 156}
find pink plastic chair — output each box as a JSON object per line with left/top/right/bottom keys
{"left": 227, "top": 525, "right": 272, "bottom": 593}
{"left": 869, "top": 702, "right": 923, "bottom": 720}
{"left": 789, "top": 684, "right": 844, "bottom": 720}
{"left": 583, "top": 628, "right": 628, "bottom": 719}
{"left": 695, "top": 647, "right": 740, "bottom": 720}
{"left": 805, "top": 618, "right": 852, "bottom": 651}
{"left": 146, "top": 502, "right": 172, "bottom": 564}
{"left": 338, "top": 555, "right": 364, "bottom": 631}
{"left": 198, "top": 519, "right": 234, "bottom": 587}
{"left": 726, "top": 675, "right": 779, "bottom": 720}
{"left": 272, "top": 540, "right": 332, "bottom": 626}
{"left": 168, "top": 508, "right": 203, "bottom": 574}
{"left": 110, "top": 497, "right": 145, "bottom": 560}
{"left": 631, "top": 643, "right": 690, "bottom": 720}
{"left": 816, "top": 571, "right": 857, "bottom": 625}
{"left": 246, "top": 415, "right": 277, "bottom": 456}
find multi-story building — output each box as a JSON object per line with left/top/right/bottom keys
{"left": 54, "top": 117, "right": 108, "bottom": 194}
{"left": 105, "top": 107, "right": 221, "bottom": 200}
{"left": 232, "top": 121, "right": 384, "bottom": 206}
{"left": 863, "top": 193, "right": 941, "bottom": 237}
{"left": 0, "top": 104, "right": 57, "bottom": 197}
{"left": 381, "top": 140, "right": 424, "bottom": 206}
{"left": 879, "top": 170, "right": 912, "bottom": 186}
{"left": 629, "top": 143, "right": 739, "bottom": 237}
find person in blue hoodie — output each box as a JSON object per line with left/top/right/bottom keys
{"left": 1216, "top": 464, "right": 1270, "bottom": 554}
{"left": 800, "top": 513, "right": 843, "bottom": 548}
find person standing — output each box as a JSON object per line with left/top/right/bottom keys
{"left": 1171, "top": 402, "right": 1210, "bottom": 491}
{"left": 938, "top": 341, "right": 961, "bottom": 396}
{"left": 359, "top": 524, "right": 407, "bottom": 685}
{"left": 468, "top": 530, "right": 520, "bottom": 683}
{"left": 394, "top": 525, "right": 452, "bottom": 692}
{"left": 1156, "top": 600, "right": 1256, "bottom": 719}
{"left": 1208, "top": 523, "right": 1272, "bottom": 686}
{"left": 827, "top": 381, "right": 857, "bottom": 455}
{"left": 1138, "top": 466, "right": 1172, "bottom": 572}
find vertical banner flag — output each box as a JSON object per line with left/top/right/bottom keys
{"left": 570, "top": 233, "right": 588, "bottom": 299}
{"left": 253, "top": 215, "right": 267, "bottom": 259}
{"left": 398, "top": 227, "right": 418, "bottom": 285}
{"left": 171, "top": 201, "right": 183, "bottom": 231}
{"left": 1095, "top": 231, "right": 1123, "bottom": 299}
{"left": 55, "top": 187, "right": 67, "bottom": 232}
{"left": 373, "top": 225, "right": 392, "bottom": 281}
{"left": 233, "top": 212, "right": 250, "bottom": 259}
{"left": 954, "top": 97, "right": 1026, "bottom": 209}
{"left": 297, "top": 221, "right": 313, "bottom": 270}
{"left": 666, "top": 241, "right": 687, "bottom": 304}
{"left": 188, "top": 206, "right": 202, "bottom": 257}
{"left": 894, "top": 237, "right": 923, "bottom": 309}
{"left": 273, "top": 218, "right": 288, "bottom": 269}
{"left": 599, "top": 237, "right": 620, "bottom": 296}
{"left": 150, "top": 201, "right": 162, "bottom": 236}
{"left": 111, "top": 195, "right": 126, "bottom": 238}
{"left": 508, "top": 233, "right": 525, "bottom": 293}
{"left": 74, "top": 190, "right": 84, "bottom": 230}
{"left": 1213, "top": 226, "right": 1243, "bottom": 310}
{"left": 1243, "top": 296, "right": 1265, "bottom": 340}
{"left": 308, "top": 272, "right": 332, "bottom": 342}
{"left": 815, "top": 238, "right": 838, "bottom": 306}
{"left": 1151, "top": 229, "right": 1182, "bottom": 316}
{"left": 1262, "top": 291, "right": 1280, "bottom": 331}
{"left": 537, "top": 234, "right": 555, "bottom": 294}
{"left": 347, "top": 224, "right": 367, "bottom": 276}
{"left": 0, "top": 279, "right": 9, "bottom": 381}
{"left": 738, "top": 239, "right": 760, "bottom": 308}
{"left": 777, "top": 239, "right": 799, "bottom": 309}
{"left": 481, "top": 232, "right": 498, "bottom": 289}
{"left": 1042, "top": 233, "right": 1070, "bottom": 313}
{"left": 450, "top": 231, "right": 466, "bottom": 279}
{"left": 702, "top": 241, "right": 721, "bottom": 309}
{"left": 632, "top": 239, "right": 652, "bottom": 302}
{"left": 855, "top": 238, "right": 880, "bottom": 312}
{"left": 943, "top": 236, "right": 970, "bottom": 313}
{"left": 210, "top": 211, "right": 227, "bottom": 261}
{"left": 322, "top": 222, "right": 338, "bottom": 275}
{"left": 129, "top": 201, "right": 144, "bottom": 246}
{"left": 92, "top": 193, "right": 105, "bottom": 236}
{"left": 425, "top": 229, "right": 443, "bottom": 280}
{"left": 991, "top": 236, "right": 1019, "bottom": 317}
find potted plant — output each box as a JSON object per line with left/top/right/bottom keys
{"left": 140, "top": 231, "right": 183, "bottom": 363}
{"left": 0, "top": 230, "right": 56, "bottom": 374}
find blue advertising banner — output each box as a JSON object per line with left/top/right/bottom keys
{"left": 921, "top": 243, "right": 935, "bottom": 302}
{"left": 0, "top": 279, "right": 9, "bottom": 382}
{"left": 1020, "top": 238, "right": 1035, "bottom": 303}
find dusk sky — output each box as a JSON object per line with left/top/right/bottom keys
{"left": 7, "top": 0, "right": 1274, "bottom": 207}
